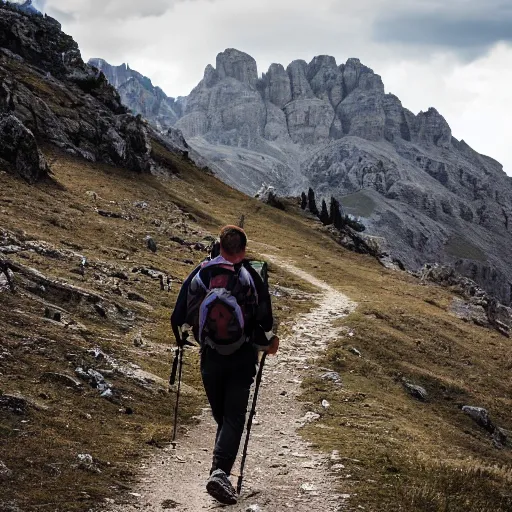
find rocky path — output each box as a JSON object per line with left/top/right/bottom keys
{"left": 108, "top": 257, "right": 356, "bottom": 512}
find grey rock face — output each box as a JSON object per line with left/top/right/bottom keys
{"left": 287, "top": 60, "right": 315, "bottom": 100}
{"left": 419, "top": 264, "right": 511, "bottom": 337}
{"left": 261, "top": 63, "right": 292, "bottom": 108}
{"left": 216, "top": 48, "right": 258, "bottom": 87}
{"left": 88, "top": 58, "right": 184, "bottom": 130}
{"left": 0, "top": 5, "right": 157, "bottom": 174}
{"left": 0, "top": 114, "right": 49, "bottom": 182}
{"left": 97, "top": 48, "right": 512, "bottom": 305}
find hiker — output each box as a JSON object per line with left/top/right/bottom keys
{"left": 170, "top": 225, "right": 279, "bottom": 504}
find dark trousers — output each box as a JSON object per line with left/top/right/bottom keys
{"left": 201, "top": 343, "right": 258, "bottom": 476}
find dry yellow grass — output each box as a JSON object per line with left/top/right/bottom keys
{"left": 1, "top": 143, "right": 511, "bottom": 511}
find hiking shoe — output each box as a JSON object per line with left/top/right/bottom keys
{"left": 206, "top": 469, "right": 238, "bottom": 505}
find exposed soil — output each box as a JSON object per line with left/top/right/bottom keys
{"left": 107, "top": 257, "right": 356, "bottom": 511}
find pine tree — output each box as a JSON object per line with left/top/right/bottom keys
{"left": 308, "top": 188, "right": 319, "bottom": 216}
{"left": 300, "top": 192, "right": 307, "bottom": 210}
{"left": 319, "top": 199, "right": 330, "bottom": 225}
{"left": 330, "top": 197, "right": 344, "bottom": 230}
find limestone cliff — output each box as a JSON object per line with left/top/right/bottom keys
{"left": 92, "top": 48, "right": 512, "bottom": 304}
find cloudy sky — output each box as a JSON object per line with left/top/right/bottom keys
{"left": 27, "top": 0, "right": 512, "bottom": 175}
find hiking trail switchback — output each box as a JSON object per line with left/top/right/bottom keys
{"left": 107, "top": 256, "right": 356, "bottom": 511}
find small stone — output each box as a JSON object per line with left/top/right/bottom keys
{"left": 331, "top": 450, "right": 340, "bottom": 461}
{"left": 348, "top": 347, "right": 361, "bottom": 356}
{"left": 78, "top": 453, "right": 93, "bottom": 465}
{"left": 321, "top": 371, "right": 342, "bottom": 384}
{"left": 0, "top": 460, "right": 12, "bottom": 480}
{"left": 146, "top": 237, "right": 157, "bottom": 253}
{"left": 300, "top": 412, "right": 320, "bottom": 423}
{"left": 300, "top": 483, "right": 318, "bottom": 492}
{"left": 403, "top": 382, "right": 428, "bottom": 401}
{"left": 322, "top": 399, "right": 330, "bottom": 409}
{"left": 246, "top": 506, "right": 261, "bottom": 512}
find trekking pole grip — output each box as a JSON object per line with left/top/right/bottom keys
{"left": 169, "top": 348, "right": 179, "bottom": 386}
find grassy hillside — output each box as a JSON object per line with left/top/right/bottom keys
{"left": 1, "top": 144, "right": 511, "bottom": 511}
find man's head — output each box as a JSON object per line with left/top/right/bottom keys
{"left": 219, "top": 225, "right": 247, "bottom": 264}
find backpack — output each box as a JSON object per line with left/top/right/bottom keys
{"left": 187, "top": 256, "right": 258, "bottom": 355}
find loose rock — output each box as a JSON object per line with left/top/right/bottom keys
{"left": 403, "top": 382, "right": 428, "bottom": 401}
{"left": 0, "top": 394, "right": 28, "bottom": 414}
{"left": 40, "top": 372, "right": 82, "bottom": 390}
{"left": 0, "top": 114, "right": 49, "bottom": 183}
{"left": 321, "top": 371, "right": 342, "bottom": 384}
{"left": 462, "top": 406, "right": 494, "bottom": 432}
{"left": 0, "top": 460, "right": 12, "bottom": 481}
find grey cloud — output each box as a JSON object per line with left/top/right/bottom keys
{"left": 373, "top": 2, "right": 512, "bottom": 54}
{"left": 46, "top": 7, "right": 76, "bottom": 23}
{"left": 46, "top": 0, "right": 199, "bottom": 21}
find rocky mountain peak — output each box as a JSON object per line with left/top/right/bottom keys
{"left": 0, "top": 4, "right": 192, "bottom": 181}
{"left": 215, "top": 48, "right": 258, "bottom": 87}
{"left": 287, "top": 59, "right": 315, "bottom": 100}
{"left": 0, "top": 4, "right": 79, "bottom": 78}
{"left": 92, "top": 48, "right": 512, "bottom": 305}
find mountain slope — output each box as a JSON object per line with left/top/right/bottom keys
{"left": 0, "top": 3, "right": 190, "bottom": 180}
{"left": 92, "top": 50, "right": 512, "bottom": 305}
{"left": 1, "top": 12, "right": 512, "bottom": 511}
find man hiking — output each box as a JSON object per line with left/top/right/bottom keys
{"left": 171, "top": 225, "right": 279, "bottom": 505}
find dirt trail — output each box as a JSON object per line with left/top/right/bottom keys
{"left": 108, "top": 256, "right": 356, "bottom": 512}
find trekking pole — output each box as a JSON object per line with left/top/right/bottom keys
{"left": 237, "top": 352, "right": 267, "bottom": 495}
{"left": 170, "top": 346, "right": 184, "bottom": 448}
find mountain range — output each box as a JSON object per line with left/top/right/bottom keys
{"left": 90, "top": 51, "right": 512, "bottom": 305}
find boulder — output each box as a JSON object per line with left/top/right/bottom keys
{"left": 403, "top": 382, "right": 428, "bottom": 401}
{"left": 0, "top": 394, "right": 28, "bottom": 414}
{"left": 462, "top": 406, "right": 494, "bottom": 433}
{"left": 0, "top": 115, "right": 49, "bottom": 182}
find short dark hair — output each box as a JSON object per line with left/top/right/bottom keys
{"left": 219, "top": 225, "right": 247, "bottom": 256}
